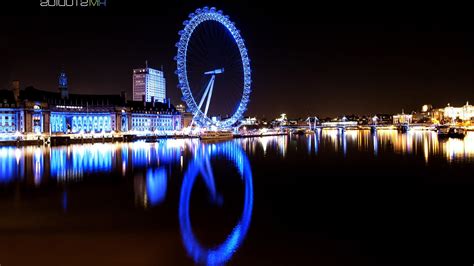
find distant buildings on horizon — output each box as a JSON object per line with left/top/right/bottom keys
{"left": 1, "top": 63, "right": 473, "bottom": 134}
{"left": 244, "top": 102, "right": 474, "bottom": 128}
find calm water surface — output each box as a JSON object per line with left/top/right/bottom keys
{"left": 1, "top": 129, "right": 474, "bottom": 265}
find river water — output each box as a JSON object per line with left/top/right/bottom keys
{"left": 1, "top": 129, "right": 473, "bottom": 265}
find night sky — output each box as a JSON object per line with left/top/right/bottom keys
{"left": 0, "top": 1, "right": 472, "bottom": 118}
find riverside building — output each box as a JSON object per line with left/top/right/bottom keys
{"left": 0, "top": 72, "right": 181, "bottom": 139}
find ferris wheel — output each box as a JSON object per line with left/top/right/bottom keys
{"left": 175, "top": 6, "right": 252, "bottom": 129}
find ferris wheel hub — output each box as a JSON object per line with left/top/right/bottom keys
{"left": 204, "top": 68, "right": 224, "bottom": 75}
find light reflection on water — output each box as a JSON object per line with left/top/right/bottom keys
{"left": 0, "top": 139, "right": 253, "bottom": 265}
{"left": 1, "top": 130, "right": 473, "bottom": 185}
{"left": 368, "top": 130, "right": 474, "bottom": 162}
{"left": 308, "top": 129, "right": 474, "bottom": 163}
{"left": 1, "top": 131, "right": 474, "bottom": 264}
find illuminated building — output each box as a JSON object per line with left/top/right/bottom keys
{"left": 0, "top": 82, "right": 22, "bottom": 134}
{"left": 20, "top": 73, "right": 126, "bottom": 134}
{"left": 432, "top": 108, "right": 445, "bottom": 123}
{"left": 413, "top": 104, "right": 434, "bottom": 123}
{"left": 240, "top": 116, "right": 258, "bottom": 126}
{"left": 0, "top": 72, "right": 181, "bottom": 137}
{"left": 133, "top": 64, "right": 166, "bottom": 103}
{"left": 393, "top": 111, "right": 412, "bottom": 124}
{"left": 422, "top": 104, "right": 433, "bottom": 113}
{"left": 444, "top": 102, "right": 474, "bottom": 122}
{"left": 273, "top": 113, "right": 288, "bottom": 126}
{"left": 374, "top": 114, "right": 393, "bottom": 125}
{"left": 128, "top": 101, "right": 181, "bottom": 132}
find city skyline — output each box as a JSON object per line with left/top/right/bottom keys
{"left": 0, "top": 1, "right": 472, "bottom": 118}
{"left": 1, "top": 3, "right": 474, "bottom": 266}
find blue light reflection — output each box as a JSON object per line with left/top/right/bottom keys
{"left": 50, "top": 144, "right": 114, "bottom": 180}
{"left": 0, "top": 147, "right": 17, "bottom": 183}
{"left": 0, "top": 141, "right": 184, "bottom": 184}
{"left": 146, "top": 167, "right": 167, "bottom": 206}
{"left": 179, "top": 141, "right": 253, "bottom": 265}
{"left": 373, "top": 133, "right": 379, "bottom": 156}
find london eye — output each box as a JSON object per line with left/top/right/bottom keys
{"left": 175, "top": 6, "right": 252, "bottom": 129}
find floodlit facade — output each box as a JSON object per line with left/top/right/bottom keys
{"left": 393, "top": 113, "right": 413, "bottom": 124}
{"left": 0, "top": 72, "right": 181, "bottom": 138}
{"left": 128, "top": 101, "right": 181, "bottom": 132}
{"left": 133, "top": 67, "right": 166, "bottom": 103}
{"left": 444, "top": 102, "right": 474, "bottom": 121}
{"left": 240, "top": 117, "right": 258, "bottom": 126}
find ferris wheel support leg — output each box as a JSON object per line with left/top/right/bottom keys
{"left": 201, "top": 156, "right": 218, "bottom": 203}
{"left": 197, "top": 78, "right": 213, "bottom": 111}
{"left": 204, "top": 75, "right": 215, "bottom": 117}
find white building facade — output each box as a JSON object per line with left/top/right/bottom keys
{"left": 444, "top": 102, "right": 474, "bottom": 121}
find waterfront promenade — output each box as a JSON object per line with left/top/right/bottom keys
{"left": 0, "top": 130, "right": 289, "bottom": 146}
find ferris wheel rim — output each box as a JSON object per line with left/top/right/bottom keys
{"left": 175, "top": 6, "right": 252, "bottom": 128}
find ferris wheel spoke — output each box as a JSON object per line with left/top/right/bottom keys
{"left": 187, "top": 47, "right": 209, "bottom": 69}
{"left": 223, "top": 61, "right": 243, "bottom": 75}
{"left": 186, "top": 42, "right": 207, "bottom": 59}
{"left": 223, "top": 48, "right": 244, "bottom": 67}
{"left": 201, "top": 156, "right": 217, "bottom": 201}
{"left": 187, "top": 44, "right": 208, "bottom": 65}
{"left": 226, "top": 79, "right": 245, "bottom": 105}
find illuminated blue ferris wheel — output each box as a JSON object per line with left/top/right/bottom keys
{"left": 175, "top": 6, "right": 252, "bottom": 128}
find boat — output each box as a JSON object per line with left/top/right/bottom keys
{"left": 200, "top": 130, "right": 234, "bottom": 140}
{"left": 370, "top": 125, "right": 377, "bottom": 134}
{"left": 437, "top": 125, "right": 450, "bottom": 138}
{"left": 292, "top": 128, "right": 306, "bottom": 135}
{"left": 397, "top": 123, "right": 410, "bottom": 133}
{"left": 448, "top": 127, "right": 467, "bottom": 138}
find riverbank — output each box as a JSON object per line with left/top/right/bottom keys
{"left": 0, "top": 132, "right": 292, "bottom": 147}
{"left": 233, "top": 132, "right": 288, "bottom": 138}
{"left": 0, "top": 133, "right": 200, "bottom": 147}
{"left": 4, "top": 125, "right": 473, "bottom": 147}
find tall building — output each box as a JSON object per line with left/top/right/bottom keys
{"left": 133, "top": 64, "right": 166, "bottom": 103}
{"left": 59, "top": 71, "right": 69, "bottom": 99}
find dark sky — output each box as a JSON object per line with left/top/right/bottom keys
{"left": 0, "top": 1, "right": 472, "bottom": 118}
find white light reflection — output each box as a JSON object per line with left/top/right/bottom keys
{"left": 372, "top": 133, "right": 378, "bottom": 157}
{"left": 323, "top": 128, "right": 340, "bottom": 152}
{"left": 423, "top": 134, "right": 429, "bottom": 164}
{"left": 260, "top": 136, "right": 269, "bottom": 155}
{"left": 314, "top": 131, "right": 319, "bottom": 155}
{"left": 33, "top": 147, "right": 43, "bottom": 186}
{"left": 444, "top": 132, "right": 474, "bottom": 162}
{"left": 277, "top": 136, "right": 287, "bottom": 158}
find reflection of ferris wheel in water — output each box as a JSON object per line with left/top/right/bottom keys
{"left": 179, "top": 141, "right": 253, "bottom": 265}
{"left": 175, "top": 6, "right": 252, "bottom": 129}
